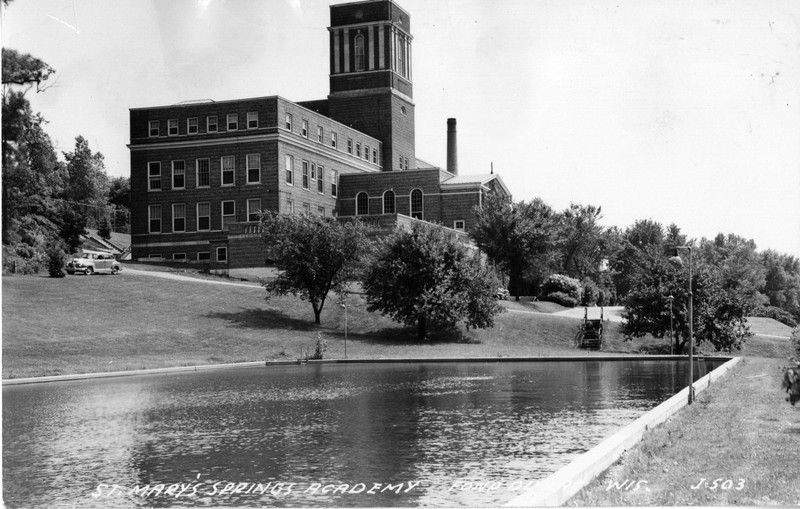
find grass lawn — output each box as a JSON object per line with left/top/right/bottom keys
{"left": 2, "top": 270, "right": 664, "bottom": 379}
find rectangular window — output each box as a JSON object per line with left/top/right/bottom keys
{"left": 246, "top": 154, "right": 261, "bottom": 184}
{"left": 285, "top": 113, "right": 292, "bottom": 131}
{"left": 399, "top": 155, "right": 403, "bottom": 169}
{"left": 310, "top": 163, "right": 316, "bottom": 181}
{"left": 356, "top": 143, "right": 361, "bottom": 158}
{"left": 149, "top": 120, "right": 159, "bottom": 137}
{"left": 148, "top": 162, "right": 161, "bottom": 190}
{"left": 172, "top": 160, "right": 185, "bottom": 189}
{"left": 331, "top": 132, "right": 337, "bottom": 148}
{"left": 373, "top": 149, "right": 377, "bottom": 164}
{"left": 173, "top": 204, "right": 186, "bottom": 232}
{"left": 347, "top": 138, "right": 353, "bottom": 154}
{"left": 317, "top": 166, "right": 324, "bottom": 193}
{"left": 331, "top": 170, "right": 338, "bottom": 197}
{"left": 221, "top": 200, "right": 235, "bottom": 231}
{"left": 301, "top": 119, "right": 308, "bottom": 138}
{"left": 303, "top": 203, "right": 311, "bottom": 215}
{"left": 453, "top": 220, "right": 465, "bottom": 231}
{"left": 364, "top": 145, "right": 370, "bottom": 160}
{"left": 221, "top": 156, "right": 235, "bottom": 186}
{"left": 187, "top": 117, "right": 198, "bottom": 134}
{"left": 227, "top": 113, "right": 238, "bottom": 131}
{"left": 247, "top": 199, "right": 261, "bottom": 222}
{"left": 197, "top": 252, "right": 210, "bottom": 261}
{"left": 318, "top": 206, "right": 325, "bottom": 216}
{"left": 148, "top": 205, "right": 161, "bottom": 233}
{"left": 286, "top": 198, "right": 294, "bottom": 214}
{"left": 285, "top": 154, "right": 294, "bottom": 185}
{"left": 173, "top": 253, "right": 187, "bottom": 261}
{"left": 404, "top": 157, "right": 409, "bottom": 170}
{"left": 302, "top": 160, "right": 309, "bottom": 189}
{"left": 196, "top": 158, "right": 210, "bottom": 188}
{"left": 247, "top": 111, "right": 258, "bottom": 129}
{"left": 207, "top": 116, "right": 218, "bottom": 133}
{"left": 197, "top": 202, "right": 210, "bottom": 231}
{"left": 317, "top": 126, "right": 323, "bottom": 143}
{"left": 216, "top": 247, "right": 228, "bottom": 263}
{"left": 168, "top": 119, "right": 178, "bottom": 136}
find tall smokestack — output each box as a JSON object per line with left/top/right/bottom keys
{"left": 447, "top": 118, "right": 458, "bottom": 175}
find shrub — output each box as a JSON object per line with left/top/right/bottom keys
{"left": 311, "top": 332, "right": 327, "bottom": 360}
{"left": 753, "top": 305, "right": 798, "bottom": 328}
{"left": 542, "top": 274, "right": 581, "bottom": 301}
{"left": 545, "top": 291, "right": 579, "bottom": 308}
{"left": 45, "top": 241, "right": 68, "bottom": 278}
{"left": 581, "top": 279, "right": 599, "bottom": 306}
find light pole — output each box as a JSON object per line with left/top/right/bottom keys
{"left": 666, "top": 294, "right": 674, "bottom": 355}
{"left": 339, "top": 293, "right": 348, "bottom": 359}
{"left": 669, "top": 246, "right": 694, "bottom": 404}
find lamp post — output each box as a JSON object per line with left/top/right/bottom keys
{"left": 669, "top": 247, "right": 694, "bottom": 404}
{"left": 666, "top": 294, "right": 674, "bottom": 355}
{"left": 339, "top": 293, "right": 348, "bottom": 359}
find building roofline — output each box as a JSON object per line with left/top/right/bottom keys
{"left": 330, "top": 0, "right": 410, "bottom": 18}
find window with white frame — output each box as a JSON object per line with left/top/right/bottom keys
{"left": 317, "top": 166, "right": 324, "bottom": 193}
{"left": 347, "top": 138, "right": 353, "bottom": 154}
{"left": 286, "top": 197, "right": 294, "bottom": 214}
{"left": 187, "top": 117, "right": 198, "bottom": 134}
{"left": 216, "top": 247, "right": 228, "bottom": 263}
{"left": 301, "top": 119, "right": 308, "bottom": 138}
{"left": 149, "top": 205, "right": 162, "bottom": 233}
{"left": 172, "top": 160, "right": 185, "bottom": 189}
{"left": 331, "top": 170, "right": 338, "bottom": 197}
{"left": 404, "top": 157, "right": 409, "bottom": 170}
{"left": 302, "top": 160, "right": 309, "bottom": 189}
{"left": 246, "top": 153, "right": 261, "bottom": 184}
{"left": 197, "top": 252, "right": 210, "bottom": 261}
{"left": 373, "top": 149, "right": 377, "bottom": 164}
{"left": 310, "top": 163, "right": 316, "bottom": 182}
{"left": 168, "top": 119, "right": 178, "bottom": 136}
{"left": 356, "top": 143, "right": 361, "bottom": 158}
{"left": 285, "top": 113, "right": 292, "bottom": 131}
{"left": 227, "top": 113, "right": 238, "bottom": 131}
{"left": 303, "top": 203, "right": 311, "bottom": 215}
{"left": 148, "top": 162, "right": 161, "bottom": 190}
{"left": 364, "top": 145, "right": 370, "bottom": 161}
{"left": 399, "top": 155, "right": 403, "bottom": 170}
{"left": 317, "top": 125, "right": 323, "bottom": 143}
{"left": 356, "top": 192, "right": 369, "bottom": 216}
{"left": 247, "top": 111, "right": 258, "bottom": 129}
{"left": 410, "top": 189, "right": 423, "bottom": 219}
{"left": 221, "top": 156, "right": 235, "bottom": 186}
{"left": 247, "top": 198, "right": 261, "bottom": 222}
{"left": 149, "top": 121, "right": 159, "bottom": 137}
{"left": 196, "top": 158, "right": 210, "bottom": 187}
{"left": 331, "top": 132, "right": 337, "bottom": 148}
{"left": 173, "top": 203, "right": 186, "bottom": 232}
{"left": 318, "top": 206, "right": 325, "bottom": 216}
{"left": 221, "top": 200, "right": 235, "bottom": 230}
{"left": 453, "top": 220, "right": 465, "bottom": 231}
{"left": 207, "top": 116, "right": 218, "bottom": 133}
{"left": 197, "top": 202, "right": 211, "bottom": 231}
{"left": 383, "top": 190, "right": 396, "bottom": 214}
{"left": 285, "top": 154, "right": 294, "bottom": 185}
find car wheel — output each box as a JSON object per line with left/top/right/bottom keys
{"left": 111, "top": 266, "right": 119, "bottom": 275}
{"left": 85, "top": 266, "right": 94, "bottom": 275}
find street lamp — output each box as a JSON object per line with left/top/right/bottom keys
{"left": 666, "top": 294, "right": 674, "bottom": 355}
{"left": 339, "top": 293, "right": 348, "bottom": 359}
{"left": 669, "top": 246, "right": 694, "bottom": 404}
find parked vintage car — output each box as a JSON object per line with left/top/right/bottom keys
{"left": 66, "top": 252, "right": 122, "bottom": 275}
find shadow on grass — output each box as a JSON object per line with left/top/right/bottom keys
{"left": 207, "top": 308, "right": 317, "bottom": 332}
{"left": 328, "top": 326, "right": 481, "bottom": 346}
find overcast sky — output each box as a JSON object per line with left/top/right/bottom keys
{"left": 3, "top": 0, "right": 799, "bottom": 256}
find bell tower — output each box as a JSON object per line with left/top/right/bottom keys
{"left": 327, "top": 0, "right": 415, "bottom": 171}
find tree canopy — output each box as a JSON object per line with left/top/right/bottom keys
{"left": 364, "top": 224, "right": 504, "bottom": 339}
{"left": 260, "top": 212, "right": 370, "bottom": 324}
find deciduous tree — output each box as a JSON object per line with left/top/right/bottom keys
{"left": 260, "top": 212, "right": 369, "bottom": 325}
{"left": 364, "top": 224, "right": 504, "bottom": 339}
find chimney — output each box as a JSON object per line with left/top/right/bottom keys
{"left": 447, "top": 118, "right": 458, "bottom": 175}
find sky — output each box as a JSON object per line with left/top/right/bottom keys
{"left": 3, "top": 0, "right": 799, "bottom": 256}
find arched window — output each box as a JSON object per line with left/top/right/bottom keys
{"left": 356, "top": 192, "right": 369, "bottom": 216}
{"left": 410, "top": 189, "right": 423, "bottom": 219}
{"left": 383, "top": 190, "right": 396, "bottom": 214}
{"left": 355, "top": 33, "right": 365, "bottom": 72}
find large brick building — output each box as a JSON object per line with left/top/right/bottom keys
{"left": 129, "top": 0, "right": 508, "bottom": 274}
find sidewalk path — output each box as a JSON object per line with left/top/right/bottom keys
{"left": 122, "top": 268, "right": 263, "bottom": 289}
{"left": 551, "top": 306, "right": 626, "bottom": 323}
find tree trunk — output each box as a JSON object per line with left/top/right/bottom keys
{"left": 312, "top": 303, "right": 321, "bottom": 325}
{"left": 417, "top": 315, "right": 426, "bottom": 339}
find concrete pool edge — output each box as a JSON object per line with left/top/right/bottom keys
{"left": 505, "top": 356, "right": 742, "bottom": 508}
{"left": 2, "top": 355, "right": 732, "bottom": 385}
